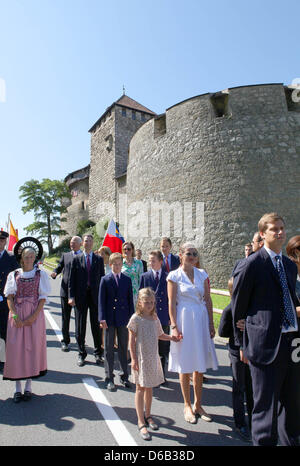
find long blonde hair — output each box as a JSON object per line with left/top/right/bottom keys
{"left": 136, "top": 288, "right": 157, "bottom": 317}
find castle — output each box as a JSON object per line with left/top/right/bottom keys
{"left": 62, "top": 83, "right": 300, "bottom": 286}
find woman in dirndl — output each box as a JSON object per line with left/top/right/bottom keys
{"left": 3, "top": 239, "right": 51, "bottom": 403}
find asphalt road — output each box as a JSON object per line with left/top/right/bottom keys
{"left": 0, "top": 268, "right": 249, "bottom": 447}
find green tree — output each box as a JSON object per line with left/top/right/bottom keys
{"left": 19, "top": 178, "right": 71, "bottom": 254}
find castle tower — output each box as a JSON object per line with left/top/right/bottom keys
{"left": 88, "top": 95, "right": 156, "bottom": 223}
{"left": 61, "top": 165, "right": 90, "bottom": 237}
{"left": 126, "top": 83, "right": 300, "bottom": 286}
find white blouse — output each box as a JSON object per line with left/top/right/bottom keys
{"left": 4, "top": 267, "right": 51, "bottom": 303}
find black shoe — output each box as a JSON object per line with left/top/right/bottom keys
{"left": 95, "top": 355, "right": 104, "bottom": 365}
{"left": 61, "top": 342, "right": 69, "bottom": 352}
{"left": 23, "top": 391, "right": 32, "bottom": 401}
{"left": 77, "top": 355, "right": 85, "bottom": 367}
{"left": 236, "top": 426, "right": 251, "bottom": 442}
{"left": 13, "top": 392, "right": 22, "bottom": 403}
{"left": 119, "top": 377, "right": 131, "bottom": 389}
{"left": 160, "top": 379, "right": 168, "bottom": 387}
{"left": 106, "top": 381, "right": 116, "bottom": 392}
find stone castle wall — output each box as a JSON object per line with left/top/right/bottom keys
{"left": 61, "top": 165, "right": 90, "bottom": 237}
{"left": 125, "top": 84, "right": 300, "bottom": 287}
{"left": 88, "top": 104, "right": 153, "bottom": 222}
{"left": 88, "top": 109, "right": 116, "bottom": 221}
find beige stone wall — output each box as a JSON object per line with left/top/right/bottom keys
{"left": 61, "top": 169, "right": 90, "bottom": 238}
{"left": 88, "top": 104, "right": 154, "bottom": 223}
{"left": 88, "top": 110, "right": 116, "bottom": 221}
{"left": 126, "top": 84, "right": 300, "bottom": 287}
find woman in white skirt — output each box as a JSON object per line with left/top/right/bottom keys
{"left": 167, "top": 243, "right": 218, "bottom": 424}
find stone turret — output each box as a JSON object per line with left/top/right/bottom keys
{"left": 126, "top": 83, "right": 300, "bottom": 286}
{"left": 61, "top": 165, "right": 90, "bottom": 236}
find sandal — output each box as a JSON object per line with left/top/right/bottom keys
{"left": 138, "top": 424, "right": 151, "bottom": 440}
{"left": 184, "top": 407, "right": 197, "bottom": 424}
{"left": 144, "top": 415, "right": 159, "bottom": 430}
{"left": 193, "top": 405, "right": 213, "bottom": 422}
{"left": 13, "top": 392, "right": 22, "bottom": 404}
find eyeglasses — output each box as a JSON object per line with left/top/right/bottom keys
{"left": 185, "top": 252, "right": 198, "bottom": 257}
{"left": 124, "top": 247, "right": 132, "bottom": 251}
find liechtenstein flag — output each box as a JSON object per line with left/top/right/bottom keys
{"left": 102, "top": 219, "right": 125, "bottom": 253}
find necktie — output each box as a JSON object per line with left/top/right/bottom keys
{"left": 116, "top": 274, "right": 120, "bottom": 287}
{"left": 275, "top": 255, "right": 295, "bottom": 329}
{"left": 165, "top": 256, "right": 170, "bottom": 273}
{"left": 87, "top": 254, "right": 91, "bottom": 286}
{"left": 155, "top": 271, "right": 159, "bottom": 286}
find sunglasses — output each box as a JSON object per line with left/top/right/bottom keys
{"left": 185, "top": 252, "right": 198, "bottom": 257}
{"left": 124, "top": 247, "right": 132, "bottom": 251}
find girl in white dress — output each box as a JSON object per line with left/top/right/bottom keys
{"left": 168, "top": 243, "right": 218, "bottom": 424}
{"left": 128, "top": 287, "right": 179, "bottom": 440}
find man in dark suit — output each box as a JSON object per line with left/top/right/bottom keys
{"left": 98, "top": 253, "right": 134, "bottom": 391}
{"left": 160, "top": 237, "right": 180, "bottom": 273}
{"left": 139, "top": 250, "right": 170, "bottom": 385}
{"left": 219, "top": 277, "right": 253, "bottom": 442}
{"left": 136, "top": 249, "right": 147, "bottom": 273}
{"left": 232, "top": 213, "right": 300, "bottom": 445}
{"left": 51, "top": 236, "right": 82, "bottom": 352}
{"left": 0, "top": 231, "right": 18, "bottom": 345}
{"left": 69, "top": 234, "right": 105, "bottom": 367}
{"left": 232, "top": 233, "right": 264, "bottom": 275}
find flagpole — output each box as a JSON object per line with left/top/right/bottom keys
{"left": 6, "top": 213, "right": 10, "bottom": 251}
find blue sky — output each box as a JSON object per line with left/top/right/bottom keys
{"left": 0, "top": 0, "right": 299, "bottom": 241}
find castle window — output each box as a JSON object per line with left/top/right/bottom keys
{"left": 141, "top": 113, "right": 146, "bottom": 121}
{"left": 284, "top": 87, "right": 300, "bottom": 112}
{"left": 81, "top": 201, "right": 85, "bottom": 210}
{"left": 132, "top": 110, "right": 136, "bottom": 120}
{"left": 154, "top": 114, "right": 166, "bottom": 138}
{"left": 122, "top": 108, "right": 126, "bottom": 117}
{"left": 210, "top": 93, "right": 229, "bottom": 118}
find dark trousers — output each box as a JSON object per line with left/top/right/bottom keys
{"left": 229, "top": 352, "right": 253, "bottom": 430}
{"left": 61, "top": 297, "right": 72, "bottom": 345}
{"left": 0, "top": 303, "right": 8, "bottom": 341}
{"left": 159, "top": 325, "right": 170, "bottom": 377}
{"left": 104, "top": 326, "right": 129, "bottom": 382}
{"left": 74, "top": 289, "right": 103, "bottom": 359}
{"left": 250, "top": 332, "right": 300, "bottom": 446}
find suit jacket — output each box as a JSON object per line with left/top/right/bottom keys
{"left": 218, "top": 303, "right": 240, "bottom": 357}
{"left": 232, "top": 247, "right": 300, "bottom": 365}
{"left": 98, "top": 272, "right": 134, "bottom": 327}
{"left": 0, "top": 250, "right": 19, "bottom": 306}
{"left": 162, "top": 253, "right": 180, "bottom": 273}
{"left": 54, "top": 251, "right": 81, "bottom": 298}
{"left": 141, "top": 260, "right": 147, "bottom": 273}
{"left": 69, "top": 252, "right": 104, "bottom": 308}
{"left": 139, "top": 269, "right": 169, "bottom": 326}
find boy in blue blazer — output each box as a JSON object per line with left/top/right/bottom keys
{"left": 98, "top": 253, "right": 134, "bottom": 391}
{"left": 139, "top": 250, "right": 170, "bottom": 384}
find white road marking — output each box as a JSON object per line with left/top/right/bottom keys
{"left": 44, "top": 306, "right": 137, "bottom": 447}
{"left": 83, "top": 377, "right": 137, "bottom": 446}
{"left": 44, "top": 308, "right": 62, "bottom": 340}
